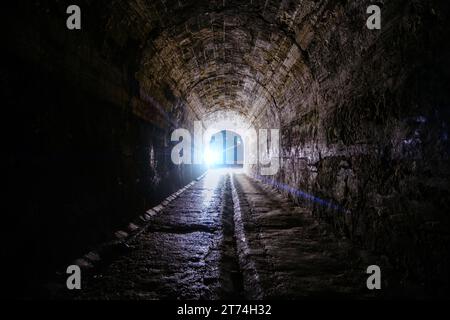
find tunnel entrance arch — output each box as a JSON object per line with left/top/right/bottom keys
{"left": 205, "top": 130, "right": 244, "bottom": 168}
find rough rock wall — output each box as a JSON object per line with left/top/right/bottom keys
{"left": 2, "top": 1, "right": 204, "bottom": 295}
{"left": 252, "top": 0, "right": 450, "bottom": 293}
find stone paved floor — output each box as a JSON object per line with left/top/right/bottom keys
{"left": 232, "top": 173, "right": 373, "bottom": 299}
{"left": 74, "top": 169, "right": 385, "bottom": 300}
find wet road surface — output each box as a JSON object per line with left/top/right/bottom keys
{"left": 75, "top": 169, "right": 381, "bottom": 299}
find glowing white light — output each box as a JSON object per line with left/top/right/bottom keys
{"left": 204, "top": 148, "right": 220, "bottom": 165}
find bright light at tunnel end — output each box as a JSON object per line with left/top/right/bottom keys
{"left": 170, "top": 120, "right": 280, "bottom": 176}
{"left": 204, "top": 148, "right": 221, "bottom": 166}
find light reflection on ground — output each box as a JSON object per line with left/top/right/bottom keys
{"left": 200, "top": 168, "right": 244, "bottom": 208}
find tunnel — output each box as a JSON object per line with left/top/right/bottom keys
{"left": 206, "top": 130, "right": 244, "bottom": 167}
{"left": 3, "top": 0, "right": 450, "bottom": 301}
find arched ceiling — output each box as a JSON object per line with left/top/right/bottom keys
{"left": 105, "top": 0, "right": 321, "bottom": 126}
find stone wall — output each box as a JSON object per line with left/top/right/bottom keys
{"left": 254, "top": 0, "right": 450, "bottom": 293}
{"left": 3, "top": 1, "right": 205, "bottom": 296}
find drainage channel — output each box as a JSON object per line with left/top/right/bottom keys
{"left": 230, "top": 173, "right": 264, "bottom": 299}
{"left": 217, "top": 173, "right": 245, "bottom": 299}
